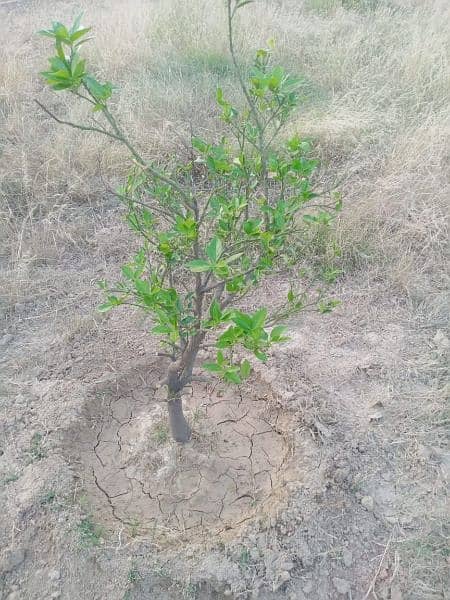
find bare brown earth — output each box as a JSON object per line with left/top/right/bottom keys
{"left": 63, "top": 362, "right": 297, "bottom": 541}
{"left": 1, "top": 241, "right": 448, "bottom": 599}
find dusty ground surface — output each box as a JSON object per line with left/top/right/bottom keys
{"left": 1, "top": 248, "right": 448, "bottom": 599}
{"left": 1, "top": 0, "right": 449, "bottom": 599}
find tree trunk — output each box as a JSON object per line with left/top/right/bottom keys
{"left": 167, "top": 392, "right": 191, "bottom": 443}
{"left": 165, "top": 337, "right": 202, "bottom": 443}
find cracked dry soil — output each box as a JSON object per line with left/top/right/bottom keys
{"left": 63, "top": 362, "right": 295, "bottom": 543}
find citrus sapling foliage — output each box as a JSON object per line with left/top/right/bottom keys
{"left": 37, "top": 1, "right": 341, "bottom": 443}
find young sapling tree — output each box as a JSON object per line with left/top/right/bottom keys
{"left": 37, "top": 1, "right": 340, "bottom": 442}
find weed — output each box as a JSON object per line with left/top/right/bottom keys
{"left": 127, "top": 563, "right": 142, "bottom": 585}
{"left": 152, "top": 563, "right": 170, "bottom": 579}
{"left": 40, "top": 490, "right": 56, "bottom": 506}
{"left": 28, "top": 432, "right": 47, "bottom": 462}
{"left": 2, "top": 473, "right": 19, "bottom": 485}
{"left": 191, "top": 408, "right": 204, "bottom": 424}
{"left": 238, "top": 546, "right": 251, "bottom": 569}
{"left": 182, "top": 582, "right": 199, "bottom": 599}
{"left": 129, "top": 518, "right": 141, "bottom": 538}
{"left": 77, "top": 517, "right": 105, "bottom": 548}
{"left": 152, "top": 423, "right": 169, "bottom": 445}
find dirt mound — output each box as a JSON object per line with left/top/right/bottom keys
{"left": 62, "top": 361, "right": 296, "bottom": 544}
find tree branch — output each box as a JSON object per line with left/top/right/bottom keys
{"left": 35, "top": 99, "right": 123, "bottom": 141}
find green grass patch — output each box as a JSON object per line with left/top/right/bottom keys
{"left": 77, "top": 517, "right": 105, "bottom": 548}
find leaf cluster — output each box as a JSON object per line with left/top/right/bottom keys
{"left": 38, "top": 6, "right": 341, "bottom": 387}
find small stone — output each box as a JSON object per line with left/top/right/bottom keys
{"left": 0, "top": 334, "right": 13, "bottom": 346}
{"left": 342, "top": 548, "right": 353, "bottom": 567}
{"left": 366, "top": 332, "right": 379, "bottom": 345}
{"left": 303, "top": 580, "right": 313, "bottom": 594}
{"left": 48, "top": 569, "right": 60, "bottom": 581}
{"left": 273, "top": 570, "right": 291, "bottom": 591}
{"left": 390, "top": 585, "right": 403, "bottom": 600}
{"left": 433, "top": 330, "right": 449, "bottom": 351}
{"left": 334, "top": 467, "right": 351, "bottom": 483}
{"left": 50, "top": 592, "right": 61, "bottom": 599}
{"left": 280, "top": 560, "right": 295, "bottom": 571}
{"left": 1, "top": 548, "right": 26, "bottom": 572}
{"left": 369, "top": 411, "right": 383, "bottom": 423}
{"left": 333, "top": 577, "right": 351, "bottom": 595}
{"left": 7, "top": 592, "right": 20, "bottom": 600}
{"left": 223, "top": 589, "right": 232, "bottom": 597}
{"left": 361, "top": 495, "right": 374, "bottom": 511}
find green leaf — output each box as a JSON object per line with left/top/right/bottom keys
{"left": 52, "top": 23, "right": 70, "bottom": 42}
{"left": 38, "top": 29, "right": 58, "bottom": 39}
{"left": 203, "top": 362, "right": 223, "bottom": 373}
{"left": 186, "top": 259, "right": 211, "bottom": 273}
{"left": 209, "top": 299, "right": 222, "bottom": 322}
{"left": 121, "top": 265, "right": 135, "bottom": 280}
{"left": 254, "top": 350, "right": 268, "bottom": 362}
{"left": 231, "top": 311, "right": 253, "bottom": 332}
{"left": 318, "top": 299, "right": 341, "bottom": 314}
{"left": 70, "top": 27, "right": 91, "bottom": 43}
{"left": 224, "top": 370, "right": 241, "bottom": 384}
{"left": 152, "top": 324, "right": 173, "bottom": 335}
{"left": 252, "top": 308, "right": 267, "bottom": 328}
{"left": 216, "top": 326, "right": 242, "bottom": 348}
{"left": 84, "top": 75, "right": 112, "bottom": 102}
{"left": 70, "top": 13, "right": 84, "bottom": 35}
{"left": 216, "top": 87, "right": 225, "bottom": 106}
{"left": 243, "top": 218, "right": 262, "bottom": 235}
{"left": 223, "top": 252, "right": 243, "bottom": 264}
{"left": 270, "top": 325, "right": 288, "bottom": 342}
{"left": 48, "top": 57, "right": 68, "bottom": 72}
{"left": 97, "top": 302, "right": 113, "bottom": 312}
{"left": 192, "top": 137, "right": 208, "bottom": 153}
{"left": 206, "top": 237, "right": 222, "bottom": 262}
{"left": 240, "top": 359, "right": 251, "bottom": 378}
{"left": 72, "top": 57, "right": 86, "bottom": 78}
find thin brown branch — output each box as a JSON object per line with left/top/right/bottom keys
{"left": 35, "top": 99, "right": 123, "bottom": 141}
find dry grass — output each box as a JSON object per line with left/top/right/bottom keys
{"left": 0, "top": 0, "right": 448, "bottom": 596}
{"left": 1, "top": 0, "right": 448, "bottom": 311}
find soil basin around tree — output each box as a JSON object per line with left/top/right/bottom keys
{"left": 61, "top": 359, "right": 300, "bottom": 545}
